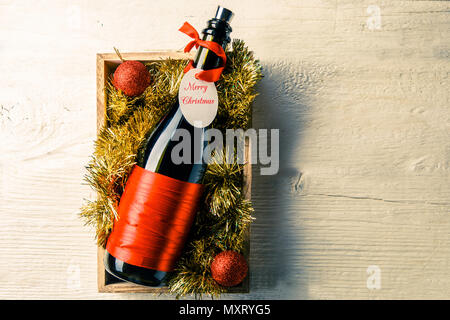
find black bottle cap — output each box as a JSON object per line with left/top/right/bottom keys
{"left": 215, "top": 6, "right": 234, "bottom": 24}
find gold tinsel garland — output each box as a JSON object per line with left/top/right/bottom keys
{"left": 80, "top": 40, "right": 262, "bottom": 297}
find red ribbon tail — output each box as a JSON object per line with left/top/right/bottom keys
{"left": 195, "top": 68, "right": 225, "bottom": 82}
{"left": 184, "top": 60, "right": 195, "bottom": 74}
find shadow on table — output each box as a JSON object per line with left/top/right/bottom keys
{"left": 246, "top": 60, "right": 331, "bottom": 299}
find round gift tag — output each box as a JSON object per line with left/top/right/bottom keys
{"left": 178, "top": 68, "right": 218, "bottom": 128}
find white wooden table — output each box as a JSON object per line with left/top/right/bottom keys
{"left": 0, "top": 0, "right": 449, "bottom": 299}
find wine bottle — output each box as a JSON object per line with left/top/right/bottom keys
{"left": 104, "top": 6, "right": 234, "bottom": 287}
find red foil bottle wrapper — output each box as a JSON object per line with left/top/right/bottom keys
{"left": 106, "top": 165, "right": 204, "bottom": 272}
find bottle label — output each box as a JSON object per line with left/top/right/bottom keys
{"left": 178, "top": 68, "right": 218, "bottom": 128}
{"left": 106, "top": 165, "right": 204, "bottom": 272}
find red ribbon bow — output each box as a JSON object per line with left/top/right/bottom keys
{"left": 179, "top": 21, "right": 226, "bottom": 82}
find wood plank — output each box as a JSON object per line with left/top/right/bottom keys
{"left": 1, "top": 0, "right": 449, "bottom": 299}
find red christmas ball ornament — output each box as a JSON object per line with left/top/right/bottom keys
{"left": 113, "top": 60, "right": 151, "bottom": 97}
{"left": 211, "top": 251, "right": 248, "bottom": 287}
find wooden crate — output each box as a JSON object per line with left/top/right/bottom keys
{"left": 96, "top": 51, "right": 251, "bottom": 293}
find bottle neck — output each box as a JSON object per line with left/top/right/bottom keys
{"left": 193, "top": 18, "right": 231, "bottom": 71}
